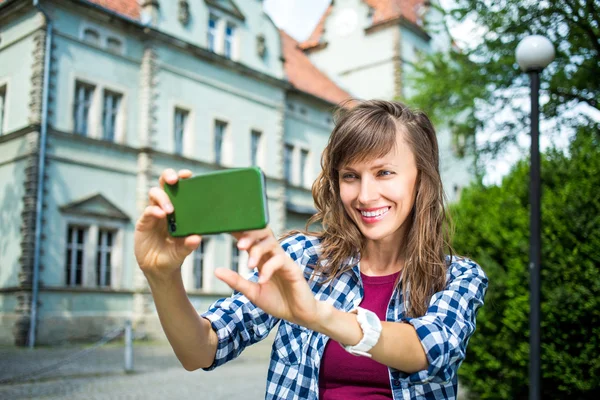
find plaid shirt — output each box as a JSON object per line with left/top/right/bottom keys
{"left": 202, "top": 234, "right": 488, "bottom": 399}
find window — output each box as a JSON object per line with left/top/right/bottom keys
{"left": 208, "top": 15, "right": 218, "bottom": 52}
{"left": 193, "top": 241, "right": 206, "bottom": 289}
{"left": 102, "top": 90, "right": 122, "bottom": 141}
{"left": 300, "top": 149, "right": 309, "bottom": 187}
{"left": 83, "top": 28, "right": 100, "bottom": 45}
{"left": 96, "top": 229, "right": 113, "bottom": 287}
{"left": 65, "top": 226, "right": 86, "bottom": 286}
{"left": 106, "top": 37, "right": 123, "bottom": 53}
{"left": 0, "top": 85, "right": 6, "bottom": 136}
{"left": 231, "top": 241, "right": 239, "bottom": 273}
{"left": 284, "top": 143, "right": 294, "bottom": 183}
{"left": 174, "top": 108, "right": 189, "bottom": 156}
{"left": 73, "top": 82, "right": 94, "bottom": 136}
{"left": 224, "top": 23, "right": 235, "bottom": 59}
{"left": 214, "top": 120, "right": 227, "bottom": 165}
{"left": 251, "top": 130, "right": 262, "bottom": 166}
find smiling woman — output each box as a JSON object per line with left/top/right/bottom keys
{"left": 134, "top": 100, "right": 488, "bottom": 400}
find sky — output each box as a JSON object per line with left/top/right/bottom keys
{"left": 262, "top": 1, "right": 585, "bottom": 185}
{"left": 263, "top": 0, "right": 331, "bottom": 42}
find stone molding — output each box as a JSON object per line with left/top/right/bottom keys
{"left": 28, "top": 29, "right": 46, "bottom": 125}
{"left": 393, "top": 27, "right": 403, "bottom": 99}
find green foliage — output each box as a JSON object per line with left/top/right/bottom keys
{"left": 408, "top": 0, "right": 599, "bottom": 160}
{"left": 451, "top": 127, "right": 600, "bottom": 399}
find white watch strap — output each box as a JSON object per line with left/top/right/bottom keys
{"left": 344, "top": 307, "right": 382, "bottom": 358}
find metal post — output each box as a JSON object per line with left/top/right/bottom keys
{"left": 529, "top": 71, "right": 541, "bottom": 400}
{"left": 124, "top": 320, "right": 134, "bottom": 373}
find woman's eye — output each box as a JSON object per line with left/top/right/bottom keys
{"left": 378, "top": 170, "right": 393, "bottom": 176}
{"left": 342, "top": 173, "right": 357, "bottom": 180}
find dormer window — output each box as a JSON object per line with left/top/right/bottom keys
{"left": 224, "top": 23, "right": 236, "bottom": 59}
{"left": 83, "top": 28, "right": 100, "bottom": 45}
{"left": 256, "top": 34, "right": 266, "bottom": 59}
{"left": 208, "top": 15, "right": 218, "bottom": 52}
{"left": 106, "top": 37, "right": 123, "bottom": 53}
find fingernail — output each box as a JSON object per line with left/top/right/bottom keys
{"left": 164, "top": 204, "right": 173, "bottom": 213}
{"left": 248, "top": 257, "right": 257, "bottom": 266}
{"left": 238, "top": 238, "right": 249, "bottom": 248}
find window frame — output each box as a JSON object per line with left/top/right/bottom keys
{"left": 231, "top": 239, "right": 240, "bottom": 273}
{"left": 300, "top": 148, "right": 310, "bottom": 188}
{"left": 207, "top": 14, "right": 218, "bottom": 52}
{"left": 73, "top": 81, "right": 95, "bottom": 136}
{"left": 0, "top": 83, "right": 7, "bottom": 136}
{"left": 214, "top": 120, "right": 227, "bottom": 165}
{"left": 174, "top": 107, "right": 190, "bottom": 156}
{"left": 65, "top": 224, "right": 87, "bottom": 287}
{"left": 96, "top": 228, "right": 115, "bottom": 287}
{"left": 62, "top": 215, "right": 125, "bottom": 289}
{"left": 224, "top": 22, "right": 236, "bottom": 59}
{"left": 284, "top": 143, "right": 294, "bottom": 184}
{"left": 193, "top": 240, "right": 206, "bottom": 290}
{"left": 250, "top": 129, "right": 262, "bottom": 167}
{"left": 101, "top": 89, "right": 122, "bottom": 141}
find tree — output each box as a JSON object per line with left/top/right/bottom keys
{"left": 451, "top": 126, "right": 600, "bottom": 399}
{"left": 409, "top": 0, "right": 599, "bottom": 167}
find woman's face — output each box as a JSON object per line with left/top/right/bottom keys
{"left": 338, "top": 130, "right": 418, "bottom": 245}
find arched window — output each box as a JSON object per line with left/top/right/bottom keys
{"left": 106, "top": 37, "right": 123, "bottom": 53}
{"left": 83, "top": 28, "right": 100, "bottom": 45}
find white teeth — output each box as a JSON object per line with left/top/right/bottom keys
{"left": 360, "top": 207, "right": 389, "bottom": 217}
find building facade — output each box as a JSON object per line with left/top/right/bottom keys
{"left": 0, "top": 0, "right": 471, "bottom": 346}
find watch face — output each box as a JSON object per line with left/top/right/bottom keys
{"left": 364, "top": 310, "right": 380, "bottom": 326}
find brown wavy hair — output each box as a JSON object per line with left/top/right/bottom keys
{"left": 285, "top": 100, "right": 453, "bottom": 318}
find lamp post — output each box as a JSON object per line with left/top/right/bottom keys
{"left": 515, "top": 35, "right": 555, "bottom": 400}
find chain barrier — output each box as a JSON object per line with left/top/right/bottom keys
{"left": 0, "top": 325, "right": 125, "bottom": 385}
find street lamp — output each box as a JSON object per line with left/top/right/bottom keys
{"left": 515, "top": 35, "right": 555, "bottom": 400}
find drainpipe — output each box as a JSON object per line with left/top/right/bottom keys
{"left": 29, "top": 0, "right": 52, "bottom": 349}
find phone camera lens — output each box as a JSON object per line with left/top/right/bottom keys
{"left": 169, "top": 222, "right": 177, "bottom": 232}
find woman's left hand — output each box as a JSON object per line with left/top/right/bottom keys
{"left": 214, "top": 227, "right": 320, "bottom": 329}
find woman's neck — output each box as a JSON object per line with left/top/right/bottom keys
{"left": 360, "top": 239, "right": 405, "bottom": 276}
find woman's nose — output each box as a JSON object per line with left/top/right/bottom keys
{"left": 358, "top": 177, "right": 379, "bottom": 204}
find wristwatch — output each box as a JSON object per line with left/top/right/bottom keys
{"left": 343, "top": 307, "right": 382, "bottom": 358}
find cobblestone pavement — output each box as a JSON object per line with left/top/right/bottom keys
{"left": 0, "top": 337, "right": 274, "bottom": 400}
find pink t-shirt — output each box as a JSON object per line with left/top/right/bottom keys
{"left": 318, "top": 270, "right": 401, "bottom": 400}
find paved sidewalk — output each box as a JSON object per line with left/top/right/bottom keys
{"left": 0, "top": 337, "right": 274, "bottom": 400}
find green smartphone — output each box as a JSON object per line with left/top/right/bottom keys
{"left": 164, "top": 167, "right": 269, "bottom": 236}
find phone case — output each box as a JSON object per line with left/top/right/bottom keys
{"left": 164, "top": 167, "right": 269, "bottom": 236}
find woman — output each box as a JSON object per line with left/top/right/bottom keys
{"left": 134, "top": 100, "right": 488, "bottom": 399}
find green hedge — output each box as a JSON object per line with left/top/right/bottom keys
{"left": 453, "top": 128, "right": 600, "bottom": 399}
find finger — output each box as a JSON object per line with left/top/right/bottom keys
{"left": 214, "top": 268, "right": 260, "bottom": 301}
{"left": 148, "top": 186, "right": 174, "bottom": 213}
{"left": 247, "top": 236, "right": 279, "bottom": 268}
{"left": 182, "top": 234, "right": 202, "bottom": 250}
{"left": 237, "top": 227, "right": 274, "bottom": 250}
{"left": 257, "top": 253, "right": 286, "bottom": 284}
{"left": 136, "top": 205, "right": 166, "bottom": 231}
{"left": 178, "top": 169, "right": 193, "bottom": 179}
{"left": 158, "top": 168, "right": 178, "bottom": 188}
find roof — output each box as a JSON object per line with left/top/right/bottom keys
{"left": 2, "top": 0, "right": 351, "bottom": 106}
{"left": 280, "top": 30, "right": 352, "bottom": 106}
{"left": 86, "top": 0, "right": 140, "bottom": 19}
{"left": 301, "top": 0, "right": 427, "bottom": 51}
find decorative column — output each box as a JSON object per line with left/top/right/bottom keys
{"left": 13, "top": 25, "right": 50, "bottom": 346}
{"left": 132, "top": 43, "right": 160, "bottom": 336}
{"left": 392, "top": 27, "right": 403, "bottom": 100}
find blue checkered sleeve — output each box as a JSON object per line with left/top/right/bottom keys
{"left": 200, "top": 234, "right": 314, "bottom": 372}
{"left": 401, "top": 257, "right": 488, "bottom": 385}
{"left": 201, "top": 271, "right": 279, "bottom": 371}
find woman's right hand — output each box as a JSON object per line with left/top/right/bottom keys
{"left": 134, "top": 168, "right": 201, "bottom": 280}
